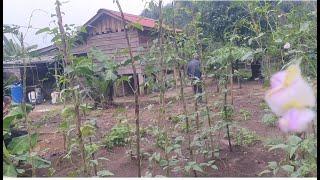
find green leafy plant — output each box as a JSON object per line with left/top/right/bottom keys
{"left": 235, "top": 128, "right": 259, "bottom": 146}
{"left": 261, "top": 113, "right": 277, "bottom": 126}
{"left": 103, "top": 124, "right": 131, "bottom": 149}
{"left": 239, "top": 109, "right": 251, "bottom": 121}
{"left": 261, "top": 135, "right": 317, "bottom": 177}
{"left": 260, "top": 101, "right": 269, "bottom": 111}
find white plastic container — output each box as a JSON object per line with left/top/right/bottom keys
{"left": 51, "top": 91, "right": 60, "bottom": 104}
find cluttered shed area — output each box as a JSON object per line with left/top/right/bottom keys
{"left": 3, "top": 56, "right": 62, "bottom": 104}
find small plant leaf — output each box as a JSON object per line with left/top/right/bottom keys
{"left": 3, "top": 163, "right": 18, "bottom": 177}
{"left": 192, "top": 164, "right": 204, "bottom": 173}
{"left": 268, "top": 144, "right": 287, "bottom": 151}
{"left": 211, "top": 165, "right": 218, "bottom": 170}
{"left": 35, "top": 27, "right": 50, "bottom": 35}
{"left": 268, "top": 161, "right": 278, "bottom": 170}
{"left": 281, "top": 165, "right": 294, "bottom": 173}
{"left": 258, "top": 169, "right": 271, "bottom": 176}
{"left": 8, "top": 134, "right": 38, "bottom": 155}
{"left": 97, "top": 170, "right": 114, "bottom": 177}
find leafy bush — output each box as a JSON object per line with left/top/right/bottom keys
{"left": 262, "top": 113, "right": 277, "bottom": 127}
{"left": 235, "top": 128, "right": 258, "bottom": 146}
{"left": 261, "top": 135, "right": 317, "bottom": 177}
{"left": 239, "top": 109, "right": 251, "bottom": 121}
{"left": 259, "top": 101, "right": 269, "bottom": 110}
{"left": 103, "top": 124, "right": 131, "bottom": 149}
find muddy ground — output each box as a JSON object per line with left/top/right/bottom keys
{"left": 27, "top": 80, "right": 288, "bottom": 177}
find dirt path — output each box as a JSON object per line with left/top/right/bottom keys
{"left": 30, "top": 80, "right": 285, "bottom": 177}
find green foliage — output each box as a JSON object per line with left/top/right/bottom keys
{"left": 80, "top": 123, "right": 96, "bottom": 137}
{"left": 239, "top": 109, "right": 251, "bottom": 121}
{"left": 3, "top": 162, "right": 18, "bottom": 177}
{"left": 103, "top": 124, "right": 131, "bottom": 149}
{"left": 153, "top": 127, "right": 169, "bottom": 150}
{"left": 8, "top": 134, "right": 38, "bottom": 155}
{"left": 207, "top": 46, "right": 253, "bottom": 68}
{"left": 97, "top": 170, "right": 114, "bottom": 177}
{"left": 264, "top": 137, "right": 284, "bottom": 146}
{"left": 184, "top": 161, "right": 203, "bottom": 173}
{"left": 3, "top": 104, "right": 33, "bottom": 138}
{"left": 265, "top": 135, "right": 317, "bottom": 177}
{"left": 3, "top": 31, "right": 38, "bottom": 61}
{"left": 235, "top": 69, "right": 251, "bottom": 79}
{"left": 85, "top": 48, "right": 120, "bottom": 105}
{"left": 260, "top": 101, "right": 269, "bottom": 111}
{"left": 220, "top": 105, "right": 234, "bottom": 121}
{"left": 261, "top": 113, "right": 277, "bottom": 126}
{"left": 235, "top": 128, "right": 259, "bottom": 146}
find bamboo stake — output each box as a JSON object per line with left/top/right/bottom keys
{"left": 74, "top": 94, "right": 88, "bottom": 175}
{"left": 55, "top": 0, "right": 68, "bottom": 68}
{"left": 21, "top": 34, "right": 36, "bottom": 177}
{"left": 196, "top": 11, "right": 215, "bottom": 158}
{"left": 172, "top": 0, "right": 193, "bottom": 168}
{"left": 115, "top": 0, "right": 141, "bottom": 177}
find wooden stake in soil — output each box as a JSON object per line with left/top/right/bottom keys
{"left": 115, "top": 0, "right": 141, "bottom": 177}
{"left": 196, "top": 13, "right": 215, "bottom": 158}
{"left": 55, "top": 0, "right": 68, "bottom": 68}
{"left": 157, "top": 0, "right": 166, "bottom": 128}
{"left": 171, "top": 0, "right": 193, "bottom": 166}
{"left": 194, "top": 99, "right": 200, "bottom": 131}
{"left": 224, "top": 77, "right": 232, "bottom": 152}
{"left": 74, "top": 97, "right": 88, "bottom": 175}
{"left": 20, "top": 34, "right": 36, "bottom": 177}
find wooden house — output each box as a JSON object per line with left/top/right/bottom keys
{"left": 35, "top": 9, "right": 166, "bottom": 97}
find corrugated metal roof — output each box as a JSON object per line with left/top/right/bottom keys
{"left": 87, "top": 9, "right": 182, "bottom": 32}
{"left": 3, "top": 56, "right": 56, "bottom": 65}
{"left": 105, "top": 9, "right": 156, "bottom": 28}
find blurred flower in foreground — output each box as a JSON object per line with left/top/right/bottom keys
{"left": 265, "top": 62, "right": 316, "bottom": 132}
{"left": 278, "top": 108, "right": 315, "bottom": 132}
{"left": 284, "top": 42, "right": 291, "bottom": 49}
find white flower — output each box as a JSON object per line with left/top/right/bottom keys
{"left": 284, "top": 42, "right": 290, "bottom": 49}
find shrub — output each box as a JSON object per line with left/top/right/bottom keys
{"left": 239, "top": 109, "right": 251, "bottom": 121}
{"left": 103, "top": 124, "right": 131, "bottom": 149}
{"left": 235, "top": 128, "right": 258, "bottom": 146}
{"left": 259, "top": 101, "right": 269, "bottom": 110}
{"left": 262, "top": 113, "right": 277, "bottom": 127}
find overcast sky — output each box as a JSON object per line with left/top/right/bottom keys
{"left": 4, "top": 0, "right": 172, "bottom": 49}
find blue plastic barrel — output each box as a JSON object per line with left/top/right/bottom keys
{"left": 11, "top": 84, "right": 23, "bottom": 103}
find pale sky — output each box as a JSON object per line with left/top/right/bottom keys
{"left": 4, "top": 0, "right": 172, "bottom": 49}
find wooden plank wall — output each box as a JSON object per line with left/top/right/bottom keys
{"left": 88, "top": 15, "right": 125, "bottom": 36}
{"left": 72, "top": 14, "right": 157, "bottom": 96}
{"left": 72, "top": 14, "right": 156, "bottom": 76}
{"left": 87, "top": 30, "right": 146, "bottom": 74}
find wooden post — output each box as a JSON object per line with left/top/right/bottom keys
{"left": 138, "top": 73, "right": 144, "bottom": 96}
{"left": 115, "top": 0, "right": 141, "bottom": 176}
{"left": 122, "top": 78, "right": 125, "bottom": 96}
{"left": 55, "top": 0, "right": 68, "bottom": 68}
{"left": 54, "top": 61, "right": 59, "bottom": 90}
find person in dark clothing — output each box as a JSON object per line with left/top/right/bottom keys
{"left": 187, "top": 54, "right": 203, "bottom": 101}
